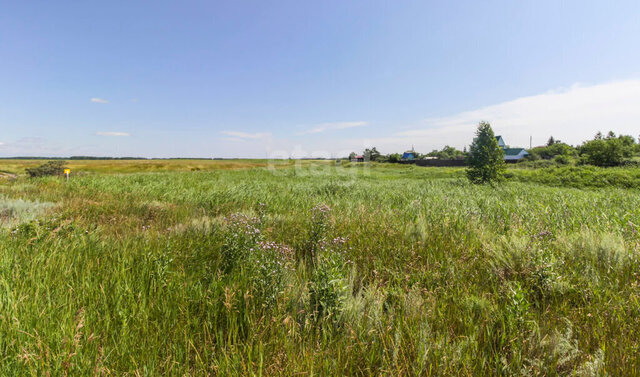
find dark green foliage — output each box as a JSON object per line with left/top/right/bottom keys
{"left": 466, "top": 121, "right": 505, "bottom": 183}
{"left": 25, "top": 160, "right": 67, "bottom": 178}
{"left": 386, "top": 153, "right": 402, "bottom": 163}
{"left": 579, "top": 131, "right": 636, "bottom": 166}
{"left": 528, "top": 142, "right": 576, "bottom": 160}
{"left": 363, "top": 147, "right": 381, "bottom": 161}
{"left": 426, "top": 145, "right": 466, "bottom": 160}
{"left": 309, "top": 250, "right": 347, "bottom": 323}
{"left": 553, "top": 154, "right": 571, "bottom": 165}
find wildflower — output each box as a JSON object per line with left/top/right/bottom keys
{"left": 224, "top": 212, "right": 261, "bottom": 236}
{"left": 311, "top": 204, "right": 332, "bottom": 222}
{"left": 534, "top": 230, "right": 555, "bottom": 241}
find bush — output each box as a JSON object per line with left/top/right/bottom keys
{"left": 579, "top": 132, "right": 636, "bottom": 167}
{"left": 553, "top": 155, "right": 571, "bottom": 165}
{"left": 25, "top": 160, "right": 67, "bottom": 178}
{"left": 387, "top": 153, "right": 402, "bottom": 163}
{"left": 528, "top": 143, "right": 576, "bottom": 160}
{"left": 309, "top": 248, "right": 348, "bottom": 323}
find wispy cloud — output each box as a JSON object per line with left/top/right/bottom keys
{"left": 364, "top": 79, "right": 640, "bottom": 153}
{"left": 17, "top": 137, "right": 45, "bottom": 144}
{"left": 220, "top": 137, "right": 249, "bottom": 143}
{"left": 0, "top": 142, "right": 4, "bottom": 146}
{"left": 220, "top": 131, "right": 271, "bottom": 140}
{"left": 299, "top": 121, "right": 368, "bottom": 135}
{"left": 96, "top": 131, "right": 130, "bottom": 136}
{"left": 91, "top": 97, "right": 109, "bottom": 104}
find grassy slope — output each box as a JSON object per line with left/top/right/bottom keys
{"left": 0, "top": 162, "right": 638, "bottom": 375}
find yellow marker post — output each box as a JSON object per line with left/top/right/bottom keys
{"left": 64, "top": 169, "right": 71, "bottom": 182}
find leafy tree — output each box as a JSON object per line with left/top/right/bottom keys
{"left": 579, "top": 131, "right": 636, "bottom": 166}
{"left": 25, "top": 160, "right": 67, "bottom": 178}
{"left": 363, "top": 147, "right": 381, "bottom": 162}
{"left": 547, "top": 136, "right": 556, "bottom": 146}
{"left": 618, "top": 135, "right": 636, "bottom": 151}
{"left": 466, "top": 121, "right": 505, "bottom": 184}
{"left": 387, "top": 153, "right": 402, "bottom": 163}
{"left": 426, "top": 145, "right": 466, "bottom": 160}
{"left": 348, "top": 152, "right": 356, "bottom": 160}
{"left": 527, "top": 142, "right": 576, "bottom": 160}
{"left": 553, "top": 154, "right": 571, "bottom": 165}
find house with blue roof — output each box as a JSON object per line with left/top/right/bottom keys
{"left": 401, "top": 151, "right": 415, "bottom": 161}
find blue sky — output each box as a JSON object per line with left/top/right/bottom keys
{"left": 1, "top": 0, "right": 640, "bottom": 157}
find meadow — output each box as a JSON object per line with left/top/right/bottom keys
{"left": 0, "top": 160, "right": 639, "bottom": 375}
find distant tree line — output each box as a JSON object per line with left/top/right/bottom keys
{"left": 348, "top": 130, "right": 640, "bottom": 168}
{"left": 347, "top": 145, "right": 468, "bottom": 163}
{"left": 527, "top": 131, "right": 640, "bottom": 167}
{"left": 1, "top": 156, "right": 148, "bottom": 160}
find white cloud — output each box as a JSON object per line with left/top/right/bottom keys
{"left": 299, "top": 121, "right": 368, "bottom": 135}
{"left": 220, "top": 131, "right": 271, "bottom": 140}
{"left": 91, "top": 97, "right": 109, "bottom": 104}
{"left": 0, "top": 142, "right": 4, "bottom": 146}
{"left": 96, "top": 131, "right": 130, "bottom": 136}
{"left": 220, "top": 137, "right": 249, "bottom": 143}
{"left": 365, "top": 79, "right": 640, "bottom": 153}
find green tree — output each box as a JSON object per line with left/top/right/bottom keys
{"left": 579, "top": 131, "right": 636, "bottom": 166}
{"left": 466, "top": 121, "right": 505, "bottom": 184}
{"left": 425, "top": 145, "right": 466, "bottom": 159}
{"left": 387, "top": 153, "right": 402, "bottom": 163}
{"left": 528, "top": 142, "right": 576, "bottom": 160}
{"left": 363, "top": 147, "right": 381, "bottom": 162}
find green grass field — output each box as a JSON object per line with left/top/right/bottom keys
{"left": 0, "top": 160, "right": 638, "bottom": 375}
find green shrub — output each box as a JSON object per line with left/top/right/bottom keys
{"left": 553, "top": 154, "right": 571, "bottom": 165}
{"left": 25, "top": 160, "right": 67, "bottom": 178}
{"left": 221, "top": 212, "right": 263, "bottom": 273}
{"left": 309, "top": 248, "right": 348, "bottom": 323}
{"left": 529, "top": 142, "right": 576, "bottom": 160}
{"left": 579, "top": 132, "right": 636, "bottom": 167}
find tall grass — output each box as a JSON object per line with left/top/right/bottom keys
{"left": 0, "top": 196, "right": 53, "bottom": 227}
{"left": 0, "top": 163, "right": 638, "bottom": 375}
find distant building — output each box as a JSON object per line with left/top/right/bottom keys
{"left": 351, "top": 155, "right": 365, "bottom": 162}
{"left": 495, "top": 135, "right": 529, "bottom": 162}
{"left": 504, "top": 148, "right": 529, "bottom": 161}
{"left": 401, "top": 151, "right": 415, "bottom": 161}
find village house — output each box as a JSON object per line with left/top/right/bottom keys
{"left": 495, "top": 135, "right": 529, "bottom": 162}
{"left": 401, "top": 150, "right": 415, "bottom": 161}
